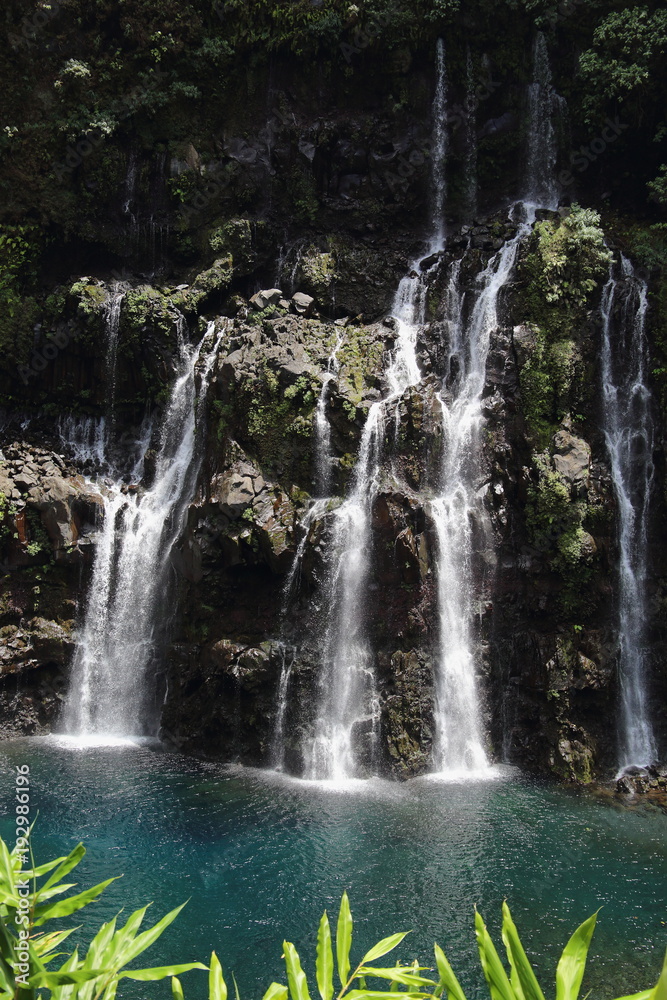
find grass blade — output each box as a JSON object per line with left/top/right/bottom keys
{"left": 283, "top": 941, "right": 312, "bottom": 1000}
{"left": 501, "top": 902, "right": 546, "bottom": 1000}
{"left": 210, "top": 951, "right": 228, "bottom": 1000}
{"left": 555, "top": 913, "right": 597, "bottom": 1000}
{"left": 317, "top": 912, "right": 334, "bottom": 1000}
{"left": 337, "top": 893, "right": 353, "bottom": 989}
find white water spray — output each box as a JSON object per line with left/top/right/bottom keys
{"left": 63, "top": 321, "right": 225, "bottom": 737}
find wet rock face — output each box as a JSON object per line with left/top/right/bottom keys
{"left": 1, "top": 215, "right": 665, "bottom": 786}
{"left": 616, "top": 763, "right": 667, "bottom": 798}
{"left": 0, "top": 441, "right": 103, "bottom": 568}
{"left": 0, "top": 439, "right": 96, "bottom": 736}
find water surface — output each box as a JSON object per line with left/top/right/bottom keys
{"left": 0, "top": 738, "right": 664, "bottom": 999}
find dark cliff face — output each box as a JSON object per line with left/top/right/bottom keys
{"left": 1, "top": 5, "right": 666, "bottom": 782}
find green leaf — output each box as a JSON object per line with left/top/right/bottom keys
{"left": 360, "top": 935, "right": 409, "bottom": 967}
{"left": 0, "top": 842, "right": 16, "bottom": 895}
{"left": 500, "top": 902, "right": 546, "bottom": 1000}
{"left": 172, "top": 976, "right": 185, "bottom": 1000}
{"left": 41, "top": 844, "right": 86, "bottom": 892}
{"left": 337, "top": 892, "right": 353, "bottom": 988}
{"left": 122, "top": 963, "right": 207, "bottom": 981}
{"left": 210, "top": 951, "right": 228, "bottom": 1000}
{"left": 474, "top": 911, "right": 515, "bottom": 1000}
{"left": 263, "top": 984, "right": 289, "bottom": 1000}
{"left": 81, "top": 915, "right": 118, "bottom": 971}
{"left": 357, "top": 968, "right": 435, "bottom": 987}
{"left": 650, "top": 947, "right": 667, "bottom": 1000}
{"left": 612, "top": 993, "right": 652, "bottom": 1000}
{"left": 32, "top": 927, "right": 79, "bottom": 957}
{"left": 118, "top": 903, "right": 188, "bottom": 964}
{"left": 316, "top": 912, "right": 334, "bottom": 1000}
{"left": 555, "top": 912, "right": 598, "bottom": 1000}
{"left": 345, "top": 991, "right": 431, "bottom": 1000}
{"left": 283, "top": 941, "right": 311, "bottom": 1000}
{"left": 29, "top": 969, "right": 106, "bottom": 987}
{"left": 33, "top": 878, "right": 118, "bottom": 925}
{"left": 434, "top": 944, "right": 467, "bottom": 1000}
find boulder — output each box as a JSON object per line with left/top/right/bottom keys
{"left": 552, "top": 429, "right": 591, "bottom": 487}
{"left": 292, "top": 292, "right": 315, "bottom": 316}
{"left": 249, "top": 288, "right": 284, "bottom": 310}
{"left": 211, "top": 469, "right": 254, "bottom": 517}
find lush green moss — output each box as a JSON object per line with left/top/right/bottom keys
{"left": 525, "top": 453, "right": 595, "bottom": 615}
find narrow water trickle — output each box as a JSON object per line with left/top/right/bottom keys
{"left": 601, "top": 258, "right": 658, "bottom": 769}
{"left": 314, "top": 331, "right": 344, "bottom": 497}
{"left": 62, "top": 320, "right": 227, "bottom": 738}
{"left": 430, "top": 37, "right": 448, "bottom": 252}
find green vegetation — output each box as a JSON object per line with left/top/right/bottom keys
{"left": 517, "top": 207, "right": 611, "bottom": 443}
{"left": 1, "top": 834, "right": 665, "bottom": 1000}
{"left": 525, "top": 454, "right": 596, "bottom": 614}
{"left": 0, "top": 225, "right": 41, "bottom": 365}
{"left": 528, "top": 208, "right": 612, "bottom": 309}
{"left": 0, "top": 831, "right": 207, "bottom": 999}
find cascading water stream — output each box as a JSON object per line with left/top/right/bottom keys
{"left": 524, "top": 32, "right": 563, "bottom": 213}
{"left": 63, "top": 320, "right": 226, "bottom": 738}
{"left": 104, "top": 286, "right": 125, "bottom": 419}
{"left": 429, "top": 31, "right": 563, "bottom": 774}
{"left": 600, "top": 258, "right": 658, "bottom": 769}
{"left": 430, "top": 38, "right": 447, "bottom": 252}
{"left": 431, "top": 230, "right": 528, "bottom": 774}
{"left": 304, "top": 270, "right": 429, "bottom": 780}
{"left": 314, "top": 332, "right": 344, "bottom": 497}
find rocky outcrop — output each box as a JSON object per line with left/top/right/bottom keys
{"left": 1, "top": 212, "right": 666, "bottom": 788}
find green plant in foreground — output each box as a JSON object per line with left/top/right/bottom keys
{"left": 0, "top": 834, "right": 207, "bottom": 1000}
{"left": 0, "top": 834, "right": 665, "bottom": 1000}
{"left": 193, "top": 892, "right": 665, "bottom": 1000}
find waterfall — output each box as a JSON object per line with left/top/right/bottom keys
{"left": 431, "top": 230, "right": 528, "bottom": 775}
{"left": 524, "top": 32, "right": 562, "bottom": 213}
{"left": 463, "top": 48, "right": 478, "bottom": 220}
{"left": 272, "top": 496, "right": 331, "bottom": 770}
{"left": 63, "top": 321, "right": 225, "bottom": 738}
{"left": 431, "top": 38, "right": 447, "bottom": 251}
{"left": 314, "top": 332, "right": 344, "bottom": 497}
{"left": 429, "top": 33, "right": 562, "bottom": 774}
{"left": 304, "top": 276, "right": 426, "bottom": 780}
{"left": 600, "top": 258, "right": 658, "bottom": 769}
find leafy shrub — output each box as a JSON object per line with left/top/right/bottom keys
{"left": 529, "top": 207, "right": 612, "bottom": 308}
